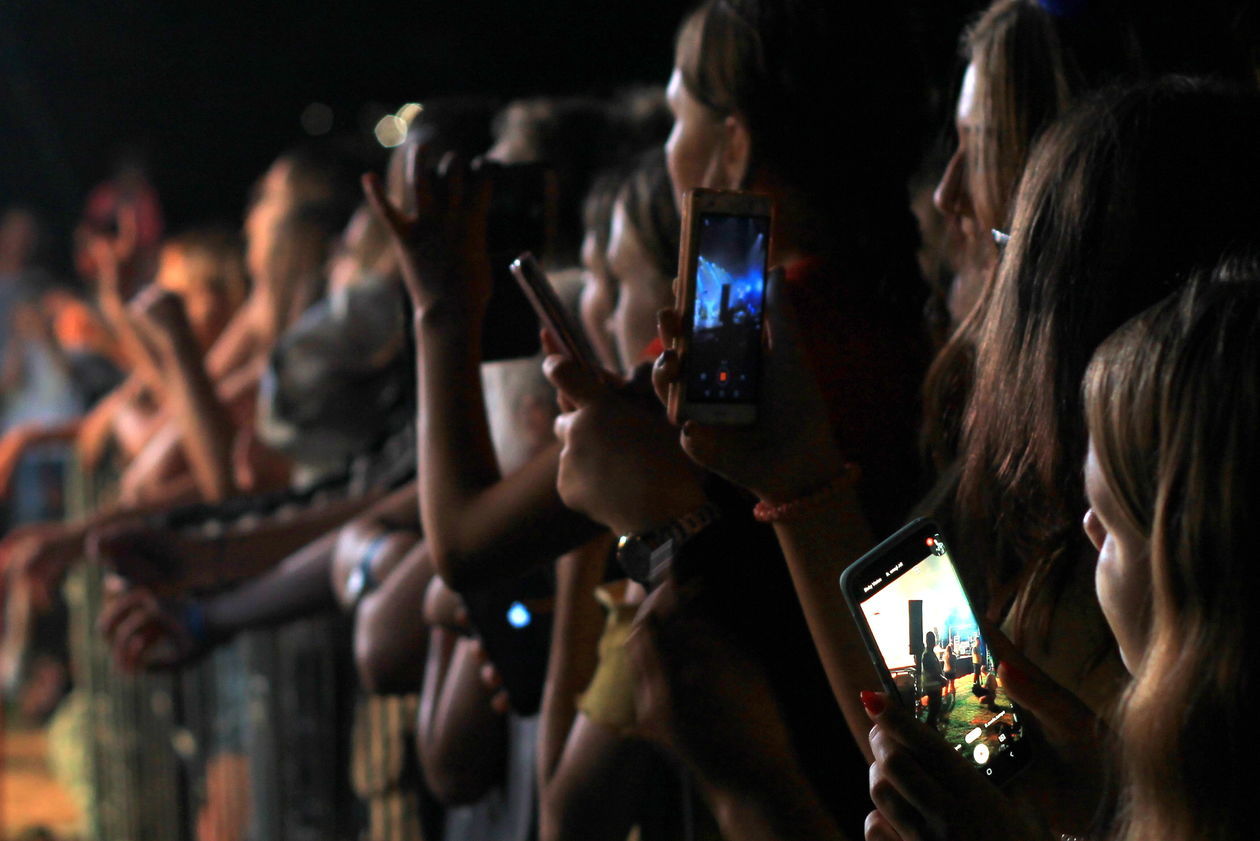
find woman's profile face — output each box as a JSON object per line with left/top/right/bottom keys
{"left": 934, "top": 62, "right": 996, "bottom": 324}
{"left": 606, "top": 200, "right": 672, "bottom": 374}
{"left": 578, "top": 229, "right": 620, "bottom": 373}
{"left": 1083, "top": 440, "right": 1152, "bottom": 674}
{"left": 664, "top": 68, "right": 727, "bottom": 212}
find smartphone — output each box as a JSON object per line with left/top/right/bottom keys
{"left": 840, "top": 518, "right": 1031, "bottom": 785}
{"left": 668, "top": 188, "right": 773, "bottom": 425}
{"left": 460, "top": 567, "right": 555, "bottom": 716}
{"left": 510, "top": 252, "right": 599, "bottom": 373}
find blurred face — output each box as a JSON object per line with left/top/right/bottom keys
{"left": 578, "top": 230, "right": 620, "bottom": 372}
{"left": 155, "top": 246, "right": 231, "bottom": 350}
{"left": 934, "top": 63, "right": 996, "bottom": 325}
{"left": 607, "top": 201, "right": 671, "bottom": 374}
{"left": 1083, "top": 440, "right": 1152, "bottom": 674}
{"left": 665, "top": 68, "right": 728, "bottom": 212}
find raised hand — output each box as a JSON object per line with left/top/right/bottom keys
{"left": 362, "top": 148, "right": 493, "bottom": 317}
{"left": 652, "top": 268, "right": 847, "bottom": 505}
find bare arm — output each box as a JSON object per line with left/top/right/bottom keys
{"left": 768, "top": 485, "right": 881, "bottom": 762}
{"left": 353, "top": 542, "right": 434, "bottom": 694}
{"left": 537, "top": 537, "right": 608, "bottom": 789}
{"left": 137, "top": 292, "right": 242, "bottom": 502}
{"left": 416, "top": 627, "right": 507, "bottom": 805}
{"left": 416, "top": 310, "right": 598, "bottom": 591}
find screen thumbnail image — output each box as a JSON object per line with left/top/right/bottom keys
{"left": 686, "top": 213, "right": 768, "bottom": 402}
{"left": 859, "top": 551, "right": 1022, "bottom": 768}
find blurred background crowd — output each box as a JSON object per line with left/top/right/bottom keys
{"left": 2, "top": 1, "right": 1259, "bottom": 841}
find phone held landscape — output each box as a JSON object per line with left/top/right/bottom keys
{"left": 841, "top": 518, "right": 1031, "bottom": 785}
{"left": 669, "top": 188, "right": 772, "bottom": 425}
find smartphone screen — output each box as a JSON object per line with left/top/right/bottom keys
{"left": 684, "top": 212, "right": 769, "bottom": 403}
{"left": 843, "top": 519, "right": 1029, "bottom": 784}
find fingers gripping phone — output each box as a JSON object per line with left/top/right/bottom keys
{"left": 510, "top": 252, "right": 599, "bottom": 373}
{"left": 840, "top": 518, "right": 1031, "bottom": 785}
{"left": 668, "top": 189, "right": 773, "bottom": 425}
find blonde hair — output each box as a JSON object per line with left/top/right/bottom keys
{"left": 1084, "top": 263, "right": 1260, "bottom": 841}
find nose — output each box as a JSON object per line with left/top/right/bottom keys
{"left": 933, "top": 144, "right": 970, "bottom": 219}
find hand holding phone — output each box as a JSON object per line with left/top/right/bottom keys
{"left": 511, "top": 252, "right": 599, "bottom": 373}
{"left": 652, "top": 268, "right": 847, "bottom": 506}
{"left": 841, "top": 518, "right": 1031, "bottom": 786}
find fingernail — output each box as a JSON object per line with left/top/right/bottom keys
{"left": 860, "top": 690, "right": 885, "bottom": 715}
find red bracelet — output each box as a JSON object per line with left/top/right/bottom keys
{"left": 752, "top": 464, "right": 859, "bottom": 523}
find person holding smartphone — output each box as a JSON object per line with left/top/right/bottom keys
{"left": 547, "top": 1, "right": 932, "bottom": 836}
{"left": 865, "top": 262, "right": 1260, "bottom": 841}
{"left": 651, "top": 78, "right": 1260, "bottom": 840}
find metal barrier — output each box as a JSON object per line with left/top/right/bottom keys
{"left": 62, "top": 460, "right": 369, "bottom": 841}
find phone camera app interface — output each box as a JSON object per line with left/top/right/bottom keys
{"left": 687, "top": 213, "right": 769, "bottom": 403}
{"left": 857, "top": 536, "right": 1025, "bottom": 774}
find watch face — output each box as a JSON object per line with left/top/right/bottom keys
{"left": 616, "top": 535, "right": 653, "bottom": 587}
{"left": 346, "top": 566, "right": 367, "bottom": 602}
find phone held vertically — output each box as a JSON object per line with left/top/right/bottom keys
{"left": 840, "top": 518, "right": 1031, "bottom": 785}
{"left": 668, "top": 188, "right": 773, "bottom": 425}
{"left": 510, "top": 252, "right": 599, "bottom": 374}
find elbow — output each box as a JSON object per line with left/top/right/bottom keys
{"left": 353, "top": 602, "right": 422, "bottom": 695}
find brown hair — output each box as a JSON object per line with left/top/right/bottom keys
{"left": 948, "top": 78, "right": 1260, "bottom": 641}
{"left": 1084, "top": 263, "right": 1260, "bottom": 841}
{"left": 958, "top": 0, "right": 1077, "bottom": 234}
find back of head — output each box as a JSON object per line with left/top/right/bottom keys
{"left": 956, "top": 77, "right": 1260, "bottom": 629}
{"left": 1083, "top": 259, "right": 1260, "bottom": 841}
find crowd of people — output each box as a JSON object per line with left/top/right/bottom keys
{"left": 3, "top": 1, "right": 1260, "bottom": 840}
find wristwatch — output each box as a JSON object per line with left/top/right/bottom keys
{"left": 346, "top": 533, "right": 391, "bottom": 608}
{"left": 616, "top": 502, "right": 721, "bottom": 587}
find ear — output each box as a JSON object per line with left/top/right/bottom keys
{"left": 716, "top": 113, "right": 753, "bottom": 190}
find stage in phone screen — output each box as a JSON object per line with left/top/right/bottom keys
{"left": 686, "top": 213, "right": 769, "bottom": 403}
{"left": 856, "top": 534, "right": 1026, "bottom": 778}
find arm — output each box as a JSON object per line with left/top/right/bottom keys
{"left": 329, "top": 482, "right": 421, "bottom": 607}
{"left": 0, "top": 419, "right": 83, "bottom": 497}
{"left": 200, "top": 529, "right": 340, "bottom": 636}
{"left": 353, "top": 542, "right": 434, "bottom": 694}
{"left": 96, "top": 488, "right": 386, "bottom": 598}
{"left": 363, "top": 157, "right": 598, "bottom": 593}
{"left": 134, "top": 290, "right": 242, "bottom": 502}
{"left": 98, "top": 529, "right": 344, "bottom": 672}
{"left": 414, "top": 308, "right": 597, "bottom": 592}
{"left": 416, "top": 625, "right": 508, "bottom": 805}
{"left": 539, "top": 538, "right": 666, "bottom": 841}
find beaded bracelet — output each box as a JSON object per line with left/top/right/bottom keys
{"left": 752, "top": 463, "right": 858, "bottom": 523}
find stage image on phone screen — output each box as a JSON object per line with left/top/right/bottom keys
{"left": 856, "top": 535, "right": 1026, "bottom": 776}
{"left": 686, "top": 212, "right": 769, "bottom": 403}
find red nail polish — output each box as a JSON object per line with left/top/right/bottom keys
{"left": 860, "top": 690, "right": 885, "bottom": 715}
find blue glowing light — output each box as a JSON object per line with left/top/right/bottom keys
{"left": 506, "top": 601, "right": 532, "bottom": 629}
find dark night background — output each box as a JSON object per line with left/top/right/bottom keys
{"left": 0, "top": 0, "right": 688, "bottom": 275}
